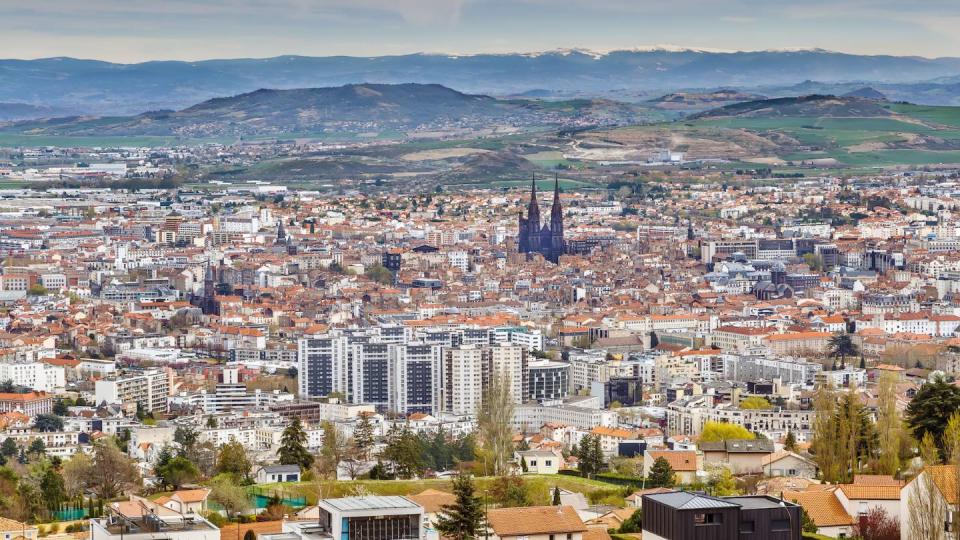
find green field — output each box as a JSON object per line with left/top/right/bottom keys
{"left": 256, "top": 474, "right": 627, "bottom": 506}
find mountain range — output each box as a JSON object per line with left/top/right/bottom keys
{"left": 0, "top": 83, "right": 649, "bottom": 138}
{"left": 4, "top": 49, "right": 960, "bottom": 115}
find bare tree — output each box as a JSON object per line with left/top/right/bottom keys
{"left": 477, "top": 370, "right": 515, "bottom": 476}
{"left": 907, "top": 471, "right": 947, "bottom": 540}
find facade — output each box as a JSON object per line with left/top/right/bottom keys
{"left": 527, "top": 359, "right": 569, "bottom": 402}
{"left": 518, "top": 176, "right": 565, "bottom": 264}
{"left": 642, "top": 492, "right": 801, "bottom": 540}
{"left": 0, "top": 391, "right": 53, "bottom": 415}
{"left": 94, "top": 369, "right": 170, "bottom": 414}
{"left": 290, "top": 496, "right": 424, "bottom": 540}
{"left": 389, "top": 343, "right": 443, "bottom": 415}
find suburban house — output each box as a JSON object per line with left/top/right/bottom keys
{"left": 157, "top": 488, "right": 211, "bottom": 515}
{"left": 700, "top": 438, "right": 774, "bottom": 474}
{"left": 785, "top": 488, "right": 855, "bottom": 538}
{"left": 642, "top": 491, "right": 802, "bottom": 540}
{"left": 406, "top": 489, "right": 455, "bottom": 540}
{"left": 900, "top": 465, "right": 957, "bottom": 540}
{"left": 264, "top": 496, "right": 424, "bottom": 540}
{"left": 255, "top": 464, "right": 302, "bottom": 484}
{"left": 93, "top": 498, "right": 220, "bottom": 540}
{"left": 517, "top": 449, "right": 562, "bottom": 475}
{"left": 761, "top": 451, "right": 818, "bottom": 479}
{"left": 486, "top": 505, "right": 588, "bottom": 540}
{"left": 643, "top": 450, "right": 702, "bottom": 485}
{"left": 590, "top": 426, "right": 640, "bottom": 459}
{"left": 0, "top": 517, "right": 38, "bottom": 540}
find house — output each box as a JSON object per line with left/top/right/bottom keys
{"left": 760, "top": 451, "right": 818, "bottom": 479}
{"left": 643, "top": 450, "right": 702, "bottom": 485}
{"left": 700, "top": 438, "right": 774, "bottom": 475}
{"left": 160, "top": 489, "right": 211, "bottom": 515}
{"left": 836, "top": 475, "right": 902, "bottom": 523}
{"left": 486, "top": 505, "right": 587, "bottom": 540}
{"left": 0, "top": 517, "right": 38, "bottom": 540}
{"left": 264, "top": 496, "right": 423, "bottom": 540}
{"left": 642, "top": 491, "right": 802, "bottom": 540}
{"left": 92, "top": 498, "right": 219, "bottom": 540}
{"left": 784, "top": 488, "right": 855, "bottom": 538}
{"left": 899, "top": 465, "right": 958, "bottom": 540}
{"left": 625, "top": 487, "right": 676, "bottom": 508}
{"left": 590, "top": 426, "right": 639, "bottom": 458}
{"left": 517, "top": 450, "right": 562, "bottom": 475}
{"left": 255, "top": 464, "right": 302, "bottom": 484}
{"left": 406, "top": 489, "right": 455, "bottom": 540}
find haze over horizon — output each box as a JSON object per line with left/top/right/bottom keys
{"left": 2, "top": 0, "right": 959, "bottom": 63}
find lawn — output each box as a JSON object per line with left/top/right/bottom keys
{"left": 256, "top": 474, "right": 626, "bottom": 506}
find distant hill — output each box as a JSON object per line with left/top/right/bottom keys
{"left": 0, "top": 83, "right": 646, "bottom": 138}
{"left": 691, "top": 94, "right": 895, "bottom": 119}
{"left": 649, "top": 89, "right": 765, "bottom": 110}
{"left": 842, "top": 87, "right": 887, "bottom": 100}
{"left": 3, "top": 50, "right": 960, "bottom": 114}
{"left": 0, "top": 102, "right": 71, "bottom": 121}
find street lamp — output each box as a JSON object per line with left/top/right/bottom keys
{"left": 778, "top": 499, "right": 795, "bottom": 540}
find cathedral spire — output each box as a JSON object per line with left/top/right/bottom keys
{"left": 551, "top": 173, "right": 562, "bottom": 219}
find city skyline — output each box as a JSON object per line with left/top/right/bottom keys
{"left": 1, "top": 0, "right": 959, "bottom": 62}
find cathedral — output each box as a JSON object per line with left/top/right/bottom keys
{"left": 518, "top": 175, "right": 565, "bottom": 263}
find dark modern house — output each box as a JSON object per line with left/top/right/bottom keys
{"left": 642, "top": 491, "right": 801, "bottom": 540}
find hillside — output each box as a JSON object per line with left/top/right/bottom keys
{"left": 691, "top": 95, "right": 896, "bottom": 119}
{"left": 4, "top": 50, "right": 960, "bottom": 114}
{"left": 1, "top": 84, "right": 647, "bottom": 138}
{"left": 648, "top": 89, "right": 765, "bottom": 111}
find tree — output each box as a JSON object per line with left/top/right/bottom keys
{"left": 489, "top": 474, "right": 531, "bottom": 508}
{"left": 618, "top": 509, "right": 643, "bottom": 534}
{"left": 62, "top": 451, "right": 93, "bottom": 498}
{"left": 552, "top": 486, "right": 561, "bottom": 506}
{"left": 907, "top": 471, "right": 948, "bottom": 540}
{"left": 53, "top": 399, "right": 69, "bottom": 416}
{"left": 27, "top": 284, "right": 48, "bottom": 296}
{"left": 216, "top": 440, "right": 252, "bottom": 482}
{"left": 34, "top": 414, "right": 64, "bottom": 432}
{"left": 739, "top": 396, "right": 772, "bottom": 410}
{"left": 315, "top": 421, "right": 347, "bottom": 479}
{"left": 0, "top": 437, "right": 17, "bottom": 457}
{"left": 354, "top": 413, "right": 375, "bottom": 460}
{"left": 243, "top": 531, "right": 256, "bottom": 540}
{"left": 907, "top": 376, "right": 960, "bottom": 460}
{"left": 477, "top": 371, "right": 515, "bottom": 476}
{"left": 784, "top": 430, "right": 798, "bottom": 453}
{"left": 647, "top": 457, "right": 676, "bottom": 488}
{"left": 707, "top": 466, "right": 739, "bottom": 496}
{"left": 575, "top": 434, "right": 604, "bottom": 478}
{"left": 278, "top": 417, "right": 314, "bottom": 471}
{"left": 27, "top": 438, "right": 46, "bottom": 458}
{"left": 853, "top": 507, "right": 899, "bottom": 540}
{"left": 382, "top": 424, "right": 425, "bottom": 479}
{"left": 699, "top": 421, "right": 755, "bottom": 442}
{"left": 364, "top": 265, "right": 393, "bottom": 285}
{"left": 209, "top": 474, "right": 249, "bottom": 519}
{"left": 875, "top": 371, "right": 905, "bottom": 475}
{"left": 800, "top": 507, "right": 818, "bottom": 533}
{"left": 156, "top": 454, "right": 199, "bottom": 490}
{"left": 828, "top": 332, "right": 859, "bottom": 368}
{"left": 435, "top": 474, "right": 485, "bottom": 540}
{"left": 174, "top": 425, "right": 200, "bottom": 457}
{"left": 40, "top": 466, "right": 66, "bottom": 512}
{"left": 88, "top": 441, "right": 140, "bottom": 499}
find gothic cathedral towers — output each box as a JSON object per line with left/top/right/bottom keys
{"left": 518, "top": 174, "right": 565, "bottom": 263}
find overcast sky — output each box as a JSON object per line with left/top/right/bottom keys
{"left": 2, "top": 0, "right": 958, "bottom": 62}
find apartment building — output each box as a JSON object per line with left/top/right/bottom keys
{"left": 94, "top": 369, "right": 170, "bottom": 414}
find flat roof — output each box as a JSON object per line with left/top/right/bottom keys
{"left": 319, "top": 496, "right": 420, "bottom": 513}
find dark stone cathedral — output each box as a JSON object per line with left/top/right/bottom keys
{"left": 518, "top": 175, "right": 565, "bottom": 263}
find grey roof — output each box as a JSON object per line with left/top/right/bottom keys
{"left": 699, "top": 439, "right": 775, "bottom": 453}
{"left": 320, "top": 496, "right": 420, "bottom": 512}
{"left": 645, "top": 491, "right": 740, "bottom": 510}
{"left": 260, "top": 464, "right": 301, "bottom": 473}
{"left": 724, "top": 496, "right": 798, "bottom": 510}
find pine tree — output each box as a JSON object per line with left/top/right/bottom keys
{"left": 435, "top": 474, "right": 486, "bottom": 540}
{"left": 784, "top": 430, "right": 798, "bottom": 453}
{"left": 354, "top": 413, "right": 375, "bottom": 460}
{"left": 647, "top": 457, "right": 675, "bottom": 488}
{"left": 552, "top": 486, "right": 561, "bottom": 506}
{"left": 278, "top": 417, "right": 313, "bottom": 471}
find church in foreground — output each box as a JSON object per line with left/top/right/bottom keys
{"left": 518, "top": 175, "right": 565, "bottom": 263}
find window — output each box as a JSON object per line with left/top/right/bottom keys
{"left": 545, "top": 460, "right": 552, "bottom": 467}
{"left": 771, "top": 519, "right": 790, "bottom": 531}
{"left": 739, "top": 521, "right": 755, "bottom": 533}
{"left": 694, "top": 513, "right": 723, "bottom": 525}
{"left": 530, "top": 460, "right": 537, "bottom": 467}
{"left": 788, "top": 469, "right": 797, "bottom": 475}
